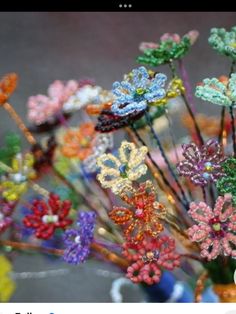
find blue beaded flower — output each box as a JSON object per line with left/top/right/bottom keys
{"left": 63, "top": 211, "right": 96, "bottom": 265}
{"left": 111, "top": 66, "right": 167, "bottom": 116}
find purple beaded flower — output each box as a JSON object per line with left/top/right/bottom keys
{"left": 0, "top": 198, "right": 16, "bottom": 233}
{"left": 177, "top": 139, "right": 225, "bottom": 186}
{"left": 63, "top": 211, "right": 96, "bottom": 264}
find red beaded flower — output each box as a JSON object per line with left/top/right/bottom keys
{"left": 23, "top": 193, "right": 73, "bottom": 239}
{"left": 109, "top": 181, "right": 166, "bottom": 243}
{"left": 122, "top": 236, "right": 180, "bottom": 285}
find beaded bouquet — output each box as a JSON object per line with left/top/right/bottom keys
{"left": 1, "top": 26, "right": 236, "bottom": 303}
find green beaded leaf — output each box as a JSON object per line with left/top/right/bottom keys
{"left": 137, "top": 37, "right": 191, "bottom": 67}
{"left": 133, "top": 106, "right": 165, "bottom": 129}
{"left": 0, "top": 133, "right": 21, "bottom": 174}
{"left": 216, "top": 158, "right": 236, "bottom": 204}
{"left": 209, "top": 26, "right": 236, "bottom": 60}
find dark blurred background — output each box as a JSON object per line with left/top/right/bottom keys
{"left": 0, "top": 11, "right": 236, "bottom": 302}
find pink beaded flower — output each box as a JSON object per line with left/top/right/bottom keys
{"left": 187, "top": 194, "right": 236, "bottom": 261}
{"left": 27, "top": 80, "right": 78, "bottom": 125}
{"left": 122, "top": 236, "right": 180, "bottom": 285}
{"left": 177, "top": 139, "right": 225, "bottom": 186}
{"left": 0, "top": 198, "right": 15, "bottom": 233}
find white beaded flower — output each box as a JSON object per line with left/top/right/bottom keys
{"left": 96, "top": 141, "right": 148, "bottom": 195}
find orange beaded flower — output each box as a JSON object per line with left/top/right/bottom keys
{"left": 0, "top": 73, "right": 18, "bottom": 105}
{"left": 60, "top": 122, "right": 96, "bottom": 160}
{"left": 109, "top": 180, "right": 166, "bottom": 243}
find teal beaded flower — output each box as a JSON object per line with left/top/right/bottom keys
{"left": 216, "top": 158, "right": 236, "bottom": 204}
{"left": 209, "top": 26, "right": 236, "bottom": 60}
{"left": 137, "top": 31, "right": 199, "bottom": 67}
{"left": 195, "top": 74, "right": 236, "bottom": 106}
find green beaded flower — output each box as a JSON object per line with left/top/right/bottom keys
{"left": 137, "top": 31, "right": 199, "bottom": 67}
{"left": 195, "top": 74, "right": 236, "bottom": 106}
{"left": 209, "top": 26, "right": 236, "bottom": 60}
{"left": 216, "top": 158, "right": 236, "bottom": 204}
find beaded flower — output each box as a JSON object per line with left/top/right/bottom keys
{"left": 0, "top": 153, "right": 36, "bottom": 202}
{"left": 27, "top": 80, "right": 78, "bottom": 125}
{"left": 195, "top": 74, "right": 236, "bottom": 106}
{"left": 60, "top": 122, "right": 96, "bottom": 160}
{"left": 109, "top": 181, "right": 166, "bottom": 243}
{"left": 111, "top": 66, "right": 167, "bottom": 116}
{"left": 63, "top": 211, "right": 96, "bottom": 264}
{"left": 63, "top": 84, "right": 113, "bottom": 113}
{"left": 217, "top": 158, "right": 236, "bottom": 204}
{"left": 0, "top": 73, "right": 18, "bottom": 105}
{"left": 187, "top": 194, "right": 236, "bottom": 260}
{"left": 23, "top": 193, "right": 73, "bottom": 240}
{"left": 97, "top": 141, "right": 148, "bottom": 195}
{"left": 137, "top": 30, "right": 199, "bottom": 66}
{"left": 122, "top": 236, "right": 180, "bottom": 285}
{"left": 208, "top": 26, "right": 236, "bottom": 60}
{"left": 0, "top": 198, "right": 15, "bottom": 234}
{"left": 177, "top": 139, "right": 225, "bottom": 187}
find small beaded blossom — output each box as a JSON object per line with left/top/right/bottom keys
{"left": 122, "top": 236, "right": 180, "bottom": 285}
{"left": 195, "top": 74, "right": 236, "bottom": 106}
{"left": 187, "top": 194, "right": 236, "bottom": 261}
{"left": 23, "top": 193, "right": 73, "bottom": 240}
{"left": 111, "top": 66, "right": 167, "bottom": 116}
{"left": 0, "top": 198, "right": 15, "bottom": 234}
{"left": 0, "top": 73, "right": 18, "bottom": 105}
{"left": 177, "top": 139, "right": 225, "bottom": 187}
{"left": 137, "top": 30, "right": 199, "bottom": 66}
{"left": 217, "top": 158, "right": 236, "bottom": 204}
{"left": 27, "top": 80, "right": 78, "bottom": 125}
{"left": 63, "top": 211, "right": 96, "bottom": 264}
{"left": 109, "top": 181, "right": 166, "bottom": 243}
{"left": 208, "top": 26, "right": 236, "bottom": 60}
{"left": 97, "top": 141, "right": 148, "bottom": 195}
{"left": 0, "top": 153, "right": 36, "bottom": 202}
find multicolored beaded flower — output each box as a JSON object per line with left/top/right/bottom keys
{"left": 208, "top": 26, "right": 236, "bottom": 60}
{"left": 60, "top": 122, "right": 96, "bottom": 160}
{"left": 27, "top": 80, "right": 78, "bottom": 125}
{"left": 111, "top": 66, "right": 167, "bottom": 116}
{"left": 63, "top": 84, "right": 113, "bottom": 113}
{"left": 137, "top": 30, "right": 199, "bottom": 66}
{"left": 0, "top": 198, "right": 16, "bottom": 234}
{"left": 0, "top": 153, "right": 36, "bottom": 201}
{"left": 109, "top": 180, "right": 166, "bottom": 243}
{"left": 97, "top": 141, "right": 148, "bottom": 195}
{"left": 63, "top": 211, "right": 96, "bottom": 264}
{"left": 122, "top": 236, "right": 180, "bottom": 285}
{"left": 187, "top": 194, "right": 236, "bottom": 261}
{"left": 195, "top": 74, "right": 236, "bottom": 106}
{"left": 23, "top": 193, "right": 73, "bottom": 239}
{"left": 216, "top": 158, "right": 236, "bottom": 204}
{"left": 177, "top": 139, "right": 225, "bottom": 187}
{"left": 0, "top": 73, "right": 18, "bottom": 105}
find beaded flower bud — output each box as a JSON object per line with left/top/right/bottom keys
{"left": 122, "top": 236, "right": 180, "bottom": 285}
{"left": 195, "top": 74, "right": 236, "bottom": 106}
{"left": 23, "top": 193, "right": 73, "bottom": 240}
{"left": 209, "top": 26, "right": 236, "bottom": 60}
{"left": 0, "top": 73, "right": 18, "bottom": 105}
{"left": 177, "top": 139, "right": 225, "bottom": 187}
{"left": 0, "top": 153, "right": 36, "bottom": 201}
{"left": 97, "top": 141, "right": 148, "bottom": 195}
{"left": 187, "top": 194, "right": 236, "bottom": 261}
{"left": 109, "top": 180, "right": 166, "bottom": 243}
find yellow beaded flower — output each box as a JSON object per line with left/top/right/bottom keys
{"left": 0, "top": 153, "right": 36, "bottom": 201}
{"left": 97, "top": 141, "right": 148, "bottom": 195}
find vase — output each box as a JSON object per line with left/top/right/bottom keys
{"left": 213, "top": 283, "right": 236, "bottom": 302}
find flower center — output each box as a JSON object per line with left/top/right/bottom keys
{"left": 209, "top": 216, "right": 227, "bottom": 238}
{"left": 42, "top": 215, "right": 59, "bottom": 224}
{"left": 142, "top": 250, "right": 160, "bottom": 263}
{"left": 74, "top": 235, "right": 81, "bottom": 244}
{"left": 11, "top": 173, "right": 27, "bottom": 183}
{"left": 135, "top": 208, "right": 144, "bottom": 218}
{"left": 119, "top": 163, "right": 128, "bottom": 178}
{"left": 135, "top": 88, "right": 146, "bottom": 95}
{"left": 202, "top": 162, "right": 214, "bottom": 179}
{"left": 80, "top": 137, "right": 91, "bottom": 148}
